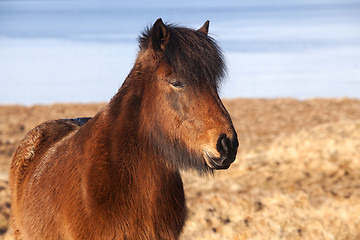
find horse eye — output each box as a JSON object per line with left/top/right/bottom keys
{"left": 170, "top": 80, "right": 185, "bottom": 89}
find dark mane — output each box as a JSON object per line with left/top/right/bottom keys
{"left": 139, "top": 23, "right": 226, "bottom": 90}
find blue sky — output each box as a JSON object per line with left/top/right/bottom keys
{"left": 1, "top": 0, "right": 360, "bottom": 104}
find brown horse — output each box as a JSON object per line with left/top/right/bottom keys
{"left": 9, "top": 19, "right": 238, "bottom": 239}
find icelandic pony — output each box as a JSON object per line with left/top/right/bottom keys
{"left": 10, "top": 19, "right": 238, "bottom": 239}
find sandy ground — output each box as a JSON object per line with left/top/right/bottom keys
{"left": 0, "top": 98, "right": 359, "bottom": 239}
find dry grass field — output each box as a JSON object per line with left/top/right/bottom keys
{"left": 0, "top": 98, "right": 359, "bottom": 239}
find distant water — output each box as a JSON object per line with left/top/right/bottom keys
{"left": 1, "top": 0, "right": 360, "bottom": 105}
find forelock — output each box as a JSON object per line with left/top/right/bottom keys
{"left": 139, "top": 23, "right": 226, "bottom": 90}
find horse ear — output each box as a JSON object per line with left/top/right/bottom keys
{"left": 198, "top": 20, "right": 209, "bottom": 35}
{"left": 151, "top": 18, "right": 169, "bottom": 52}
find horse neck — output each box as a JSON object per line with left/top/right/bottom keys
{"left": 78, "top": 64, "right": 185, "bottom": 216}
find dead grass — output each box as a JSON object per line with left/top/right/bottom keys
{"left": 181, "top": 120, "right": 360, "bottom": 240}
{"left": 1, "top": 98, "right": 360, "bottom": 239}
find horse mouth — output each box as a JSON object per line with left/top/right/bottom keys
{"left": 203, "top": 150, "right": 231, "bottom": 170}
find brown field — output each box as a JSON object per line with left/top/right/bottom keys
{"left": 0, "top": 98, "right": 359, "bottom": 239}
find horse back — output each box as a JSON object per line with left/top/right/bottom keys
{"left": 9, "top": 118, "right": 91, "bottom": 207}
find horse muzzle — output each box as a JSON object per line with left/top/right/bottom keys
{"left": 203, "top": 134, "right": 239, "bottom": 169}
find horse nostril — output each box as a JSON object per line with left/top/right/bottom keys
{"left": 216, "top": 134, "right": 230, "bottom": 156}
{"left": 221, "top": 137, "right": 229, "bottom": 154}
{"left": 205, "top": 134, "right": 238, "bottom": 169}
